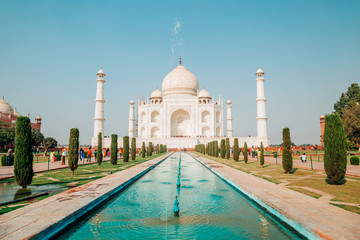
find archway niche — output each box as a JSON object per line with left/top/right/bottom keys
{"left": 151, "top": 111, "right": 160, "bottom": 123}
{"left": 171, "top": 109, "right": 191, "bottom": 137}
{"left": 151, "top": 126, "right": 160, "bottom": 138}
{"left": 201, "top": 110, "right": 210, "bottom": 123}
{"left": 216, "top": 111, "right": 221, "bottom": 123}
{"left": 202, "top": 126, "right": 210, "bottom": 137}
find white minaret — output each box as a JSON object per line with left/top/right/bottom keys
{"left": 226, "top": 100, "right": 233, "bottom": 137}
{"left": 128, "top": 100, "right": 135, "bottom": 138}
{"left": 93, "top": 68, "right": 106, "bottom": 139}
{"left": 256, "top": 67, "right": 268, "bottom": 138}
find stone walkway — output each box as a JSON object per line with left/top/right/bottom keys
{"left": 247, "top": 155, "right": 360, "bottom": 177}
{"left": 0, "top": 156, "right": 114, "bottom": 180}
{"left": 191, "top": 152, "right": 360, "bottom": 240}
{"left": 0, "top": 153, "right": 171, "bottom": 240}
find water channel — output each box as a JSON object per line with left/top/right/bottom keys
{"left": 62, "top": 152, "right": 301, "bottom": 239}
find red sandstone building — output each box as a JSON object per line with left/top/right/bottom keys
{"left": 0, "top": 97, "right": 42, "bottom": 131}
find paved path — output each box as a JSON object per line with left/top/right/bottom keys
{"left": 191, "top": 152, "right": 360, "bottom": 240}
{"left": 246, "top": 155, "right": 360, "bottom": 177}
{"left": 0, "top": 156, "right": 113, "bottom": 180}
{"left": 0, "top": 153, "right": 171, "bottom": 240}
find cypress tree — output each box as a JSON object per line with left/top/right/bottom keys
{"left": 225, "top": 138, "right": 230, "bottom": 159}
{"left": 244, "top": 142, "right": 248, "bottom": 164}
{"left": 324, "top": 114, "right": 347, "bottom": 184}
{"left": 233, "top": 138, "right": 239, "bottom": 161}
{"left": 131, "top": 137, "right": 136, "bottom": 160}
{"left": 210, "top": 142, "right": 214, "bottom": 156}
{"left": 123, "top": 136, "right": 129, "bottom": 162}
{"left": 68, "top": 128, "right": 79, "bottom": 175}
{"left": 206, "top": 143, "right": 209, "bottom": 155}
{"left": 111, "top": 134, "right": 118, "bottom": 165}
{"left": 14, "top": 117, "right": 33, "bottom": 188}
{"left": 260, "top": 142, "right": 264, "bottom": 167}
{"left": 282, "top": 127, "right": 293, "bottom": 173}
{"left": 215, "top": 141, "right": 219, "bottom": 157}
{"left": 220, "top": 139, "right": 226, "bottom": 159}
{"left": 142, "top": 142, "right": 146, "bottom": 158}
{"left": 97, "top": 132, "right": 103, "bottom": 166}
{"left": 149, "top": 142, "right": 153, "bottom": 156}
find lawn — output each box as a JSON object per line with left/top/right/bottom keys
{"left": 194, "top": 153, "right": 360, "bottom": 215}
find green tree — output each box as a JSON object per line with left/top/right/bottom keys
{"left": 324, "top": 114, "right": 347, "bottom": 184}
{"left": 233, "top": 138, "right": 239, "bottom": 161}
{"left": 260, "top": 142, "right": 264, "bottom": 167}
{"left": 244, "top": 142, "right": 248, "bottom": 164}
{"left": 31, "top": 129, "right": 44, "bottom": 149}
{"left": 342, "top": 104, "right": 360, "bottom": 144}
{"left": 123, "top": 136, "right": 129, "bottom": 162}
{"left": 149, "top": 142, "right": 153, "bottom": 156}
{"left": 42, "top": 137, "right": 57, "bottom": 154}
{"left": 334, "top": 83, "right": 360, "bottom": 116}
{"left": 110, "top": 134, "right": 118, "bottom": 165}
{"left": 214, "top": 141, "right": 219, "bottom": 157}
{"left": 131, "top": 137, "right": 136, "bottom": 160}
{"left": 220, "top": 139, "right": 226, "bottom": 158}
{"left": 225, "top": 138, "right": 230, "bottom": 159}
{"left": 282, "top": 127, "right": 293, "bottom": 173}
{"left": 14, "top": 117, "right": 33, "bottom": 188}
{"left": 142, "top": 142, "right": 146, "bottom": 158}
{"left": 0, "top": 122, "right": 15, "bottom": 149}
{"left": 97, "top": 132, "right": 103, "bottom": 166}
{"left": 68, "top": 128, "right": 79, "bottom": 175}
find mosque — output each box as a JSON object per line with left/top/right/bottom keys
{"left": 91, "top": 58, "right": 269, "bottom": 149}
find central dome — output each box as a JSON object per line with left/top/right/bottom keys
{"left": 162, "top": 63, "right": 199, "bottom": 97}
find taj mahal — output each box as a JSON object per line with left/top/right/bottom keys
{"left": 91, "top": 58, "right": 269, "bottom": 149}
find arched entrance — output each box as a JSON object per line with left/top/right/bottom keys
{"left": 171, "top": 109, "right": 191, "bottom": 137}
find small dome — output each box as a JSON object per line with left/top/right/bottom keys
{"left": 256, "top": 67, "right": 264, "bottom": 74}
{"left": 198, "top": 89, "right": 210, "bottom": 98}
{"left": 227, "top": 100, "right": 232, "bottom": 105}
{"left": 0, "top": 98, "right": 12, "bottom": 114}
{"left": 97, "top": 68, "right": 105, "bottom": 75}
{"left": 13, "top": 108, "right": 21, "bottom": 117}
{"left": 162, "top": 63, "right": 199, "bottom": 97}
{"left": 129, "top": 100, "right": 134, "bottom": 104}
{"left": 36, "top": 115, "right": 42, "bottom": 120}
{"left": 150, "top": 89, "right": 162, "bottom": 98}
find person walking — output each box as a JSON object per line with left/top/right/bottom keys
{"left": 50, "top": 151, "right": 55, "bottom": 163}
{"left": 6, "top": 148, "right": 12, "bottom": 166}
{"left": 94, "top": 149, "right": 97, "bottom": 160}
{"left": 61, "top": 148, "right": 67, "bottom": 165}
{"left": 79, "top": 148, "right": 84, "bottom": 162}
{"left": 87, "top": 148, "right": 92, "bottom": 162}
{"left": 301, "top": 153, "right": 307, "bottom": 163}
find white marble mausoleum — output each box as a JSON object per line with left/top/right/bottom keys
{"left": 91, "top": 58, "right": 270, "bottom": 149}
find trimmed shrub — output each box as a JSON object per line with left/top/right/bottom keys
{"left": 260, "top": 142, "right": 264, "bottom": 167}
{"left": 97, "top": 132, "right": 103, "bottom": 166}
{"left": 233, "top": 138, "right": 239, "bottom": 161}
{"left": 220, "top": 139, "right": 226, "bottom": 158}
{"left": 14, "top": 117, "right": 34, "bottom": 188}
{"left": 350, "top": 156, "right": 359, "bottom": 165}
{"left": 111, "top": 134, "right": 118, "bottom": 165}
{"left": 149, "top": 142, "right": 153, "bottom": 156}
{"left": 244, "top": 142, "right": 248, "bottom": 164}
{"left": 1, "top": 154, "right": 14, "bottom": 166}
{"left": 68, "top": 128, "right": 79, "bottom": 175}
{"left": 324, "top": 114, "right": 347, "bottom": 184}
{"left": 214, "top": 141, "right": 219, "bottom": 157}
{"left": 131, "top": 137, "right": 136, "bottom": 160}
{"left": 123, "top": 136, "right": 129, "bottom": 162}
{"left": 142, "top": 142, "right": 146, "bottom": 158}
{"left": 282, "top": 127, "right": 293, "bottom": 173}
{"left": 225, "top": 138, "right": 230, "bottom": 159}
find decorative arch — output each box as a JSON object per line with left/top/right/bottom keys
{"left": 140, "top": 112, "right": 146, "bottom": 124}
{"left": 171, "top": 109, "right": 191, "bottom": 137}
{"left": 151, "top": 126, "right": 160, "bottom": 138}
{"left": 151, "top": 111, "right": 160, "bottom": 123}
{"left": 201, "top": 110, "right": 210, "bottom": 123}
{"left": 216, "top": 111, "right": 221, "bottom": 123}
{"left": 140, "top": 127, "right": 146, "bottom": 138}
{"left": 202, "top": 126, "right": 210, "bottom": 137}
{"left": 216, "top": 127, "right": 221, "bottom": 137}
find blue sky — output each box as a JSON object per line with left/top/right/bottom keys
{"left": 1, "top": 0, "right": 359, "bottom": 145}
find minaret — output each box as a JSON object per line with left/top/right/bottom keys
{"left": 128, "top": 100, "right": 135, "bottom": 138}
{"left": 226, "top": 100, "right": 233, "bottom": 137}
{"left": 256, "top": 67, "right": 268, "bottom": 138}
{"left": 93, "top": 68, "right": 106, "bottom": 139}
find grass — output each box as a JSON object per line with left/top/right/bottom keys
{"left": 0, "top": 153, "right": 166, "bottom": 215}
{"left": 330, "top": 203, "right": 360, "bottom": 215}
{"left": 195, "top": 153, "right": 360, "bottom": 215}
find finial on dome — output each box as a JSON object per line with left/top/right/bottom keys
{"left": 179, "top": 56, "right": 182, "bottom": 65}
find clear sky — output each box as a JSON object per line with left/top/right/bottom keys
{"left": 1, "top": 0, "right": 359, "bottom": 145}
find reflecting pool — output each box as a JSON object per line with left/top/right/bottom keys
{"left": 63, "top": 152, "right": 301, "bottom": 239}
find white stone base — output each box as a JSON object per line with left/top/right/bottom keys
{"left": 92, "top": 136, "right": 270, "bottom": 149}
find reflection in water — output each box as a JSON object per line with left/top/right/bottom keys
{"left": 65, "top": 153, "right": 300, "bottom": 240}
{"left": 14, "top": 188, "right": 32, "bottom": 200}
